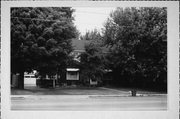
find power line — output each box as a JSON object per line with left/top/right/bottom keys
{"left": 11, "top": 10, "right": 112, "bottom": 22}
{"left": 11, "top": 17, "right": 63, "bottom": 22}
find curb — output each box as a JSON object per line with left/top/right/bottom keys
{"left": 11, "top": 94, "right": 167, "bottom": 99}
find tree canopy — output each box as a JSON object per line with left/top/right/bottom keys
{"left": 103, "top": 7, "right": 167, "bottom": 90}
{"left": 79, "top": 29, "right": 105, "bottom": 84}
{"left": 11, "top": 7, "right": 78, "bottom": 88}
{"left": 11, "top": 7, "right": 167, "bottom": 91}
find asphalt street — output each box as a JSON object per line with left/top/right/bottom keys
{"left": 11, "top": 86, "right": 167, "bottom": 111}
{"left": 11, "top": 95, "right": 167, "bottom": 111}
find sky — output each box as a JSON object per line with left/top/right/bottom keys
{"left": 73, "top": 7, "right": 116, "bottom": 36}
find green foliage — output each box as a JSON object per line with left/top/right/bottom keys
{"left": 80, "top": 29, "right": 102, "bottom": 43}
{"left": 11, "top": 7, "right": 78, "bottom": 77}
{"left": 103, "top": 7, "right": 167, "bottom": 89}
{"left": 80, "top": 30, "right": 105, "bottom": 83}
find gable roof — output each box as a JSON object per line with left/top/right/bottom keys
{"left": 71, "top": 39, "right": 109, "bottom": 54}
{"left": 71, "top": 39, "right": 89, "bottom": 52}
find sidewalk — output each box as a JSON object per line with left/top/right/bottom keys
{"left": 101, "top": 87, "right": 167, "bottom": 96}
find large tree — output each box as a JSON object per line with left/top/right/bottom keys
{"left": 11, "top": 7, "right": 78, "bottom": 89}
{"left": 79, "top": 30, "right": 105, "bottom": 85}
{"left": 103, "top": 7, "right": 167, "bottom": 90}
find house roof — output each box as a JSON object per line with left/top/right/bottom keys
{"left": 71, "top": 39, "right": 89, "bottom": 51}
{"left": 71, "top": 39, "right": 109, "bottom": 54}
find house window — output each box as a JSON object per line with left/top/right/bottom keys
{"left": 66, "top": 68, "right": 79, "bottom": 80}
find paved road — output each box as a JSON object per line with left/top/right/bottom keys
{"left": 11, "top": 95, "right": 167, "bottom": 111}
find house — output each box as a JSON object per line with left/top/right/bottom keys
{"left": 70, "top": 39, "right": 88, "bottom": 62}
{"left": 66, "top": 68, "right": 79, "bottom": 86}
{"left": 24, "top": 71, "right": 36, "bottom": 86}
{"left": 63, "top": 39, "right": 88, "bottom": 86}
{"left": 65, "top": 39, "right": 112, "bottom": 86}
{"left": 11, "top": 70, "right": 37, "bottom": 88}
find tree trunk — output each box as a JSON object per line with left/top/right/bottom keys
{"left": 18, "top": 70, "right": 24, "bottom": 89}
{"left": 58, "top": 69, "right": 66, "bottom": 84}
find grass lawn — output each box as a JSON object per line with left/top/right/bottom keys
{"left": 11, "top": 85, "right": 166, "bottom": 96}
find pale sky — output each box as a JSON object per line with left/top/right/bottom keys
{"left": 73, "top": 7, "right": 116, "bottom": 36}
